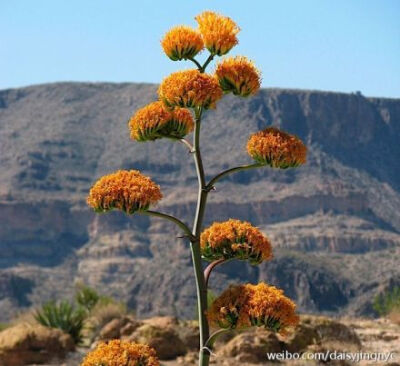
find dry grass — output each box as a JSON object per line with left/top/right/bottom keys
{"left": 83, "top": 302, "right": 128, "bottom": 343}
{"left": 10, "top": 310, "right": 39, "bottom": 326}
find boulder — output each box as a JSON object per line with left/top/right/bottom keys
{"left": 142, "top": 316, "right": 179, "bottom": 329}
{"left": 285, "top": 315, "right": 361, "bottom": 352}
{"left": 98, "top": 316, "right": 140, "bottom": 340}
{"left": 0, "top": 323, "right": 74, "bottom": 366}
{"left": 176, "top": 321, "right": 200, "bottom": 350}
{"left": 305, "top": 315, "right": 361, "bottom": 348}
{"left": 285, "top": 323, "right": 319, "bottom": 352}
{"left": 219, "top": 330, "right": 281, "bottom": 363}
{"left": 128, "top": 324, "right": 186, "bottom": 360}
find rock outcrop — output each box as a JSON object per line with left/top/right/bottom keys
{"left": 0, "top": 82, "right": 399, "bottom": 321}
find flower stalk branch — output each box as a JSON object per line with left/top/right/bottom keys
{"left": 200, "top": 54, "right": 214, "bottom": 73}
{"left": 178, "top": 138, "right": 195, "bottom": 153}
{"left": 188, "top": 57, "right": 203, "bottom": 70}
{"left": 204, "top": 259, "right": 229, "bottom": 288}
{"left": 206, "top": 162, "right": 265, "bottom": 190}
{"left": 140, "top": 210, "right": 196, "bottom": 242}
{"left": 205, "top": 329, "right": 231, "bottom": 349}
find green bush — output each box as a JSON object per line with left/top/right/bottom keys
{"left": 75, "top": 283, "right": 114, "bottom": 313}
{"left": 34, "top": 300, "right": 86, "bottom": 344}
{"left": 75, "top": 284, "right": 100, "bottom": 313}
{"left": 373, "top": 286, "right": 400, "bottom": 316}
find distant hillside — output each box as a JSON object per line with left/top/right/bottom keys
{"left": 0, "top": 82, "right": 399, "bottom": 322}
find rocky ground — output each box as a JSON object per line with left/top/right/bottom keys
{"left": 1, "top": 314, "right": 399, "bottom": 366}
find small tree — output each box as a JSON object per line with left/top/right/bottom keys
{"left": 75, "top": 283, "right": 100, "bottom": 313}
{"left": 87, "top": 11, "right": 306, "bottom": 366}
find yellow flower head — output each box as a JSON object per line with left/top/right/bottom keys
{"left": 129, "top": 101, "right": 194, "bottom": 142}
{"left": 200, "top": 219, "right": 272, "bottom": 264}
{"left": 161, "top": 25, "right": 204, "bottom": 61}
{"left": 216, "top": 56, "right": 261, "bottom": 97}
{"left": 87, "top": 170, "right": 162, "bottom": 214}
{"left": 158, "top": 69, "right": 223, "bottom": 109}
{"left": 81, "top": 339, "right": 159, "bottom": 366}
{"left": 208, "top": 283, "right": 299, "bottom": 334}
{"left": 247, "top": 127, "right": 307, "bottom": 168}
{"left": 195, "top": 11, "right": 240, "bottom": 56}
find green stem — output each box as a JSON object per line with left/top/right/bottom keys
{"left": 139, "top": 210, "right": 195, "bottom": 241}
{"left": 166, "top": 136, "right": 194, "bottom": 152}
{"left": 189, "top": 54, "right": 214, "bottom": 73}
{"left": 189, "top": 52, "right": 219, "bottom": 366}
{"left": 205, "top": 329, "right": 231, "bottom": 349}
{"left": 189, "top": 57, "right": 203, "bottom": 70}
{"left": 190, "top": 106, "right": 211, "bottom": 366}
{"left": 200, "top": 54, "right": 214, "bottom": 73}
{"left": 206, "top": 163, "right": 264, "bottom": 190}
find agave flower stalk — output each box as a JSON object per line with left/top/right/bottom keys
{"left": 87, "top": 10, "right": 307, "bottom": 366}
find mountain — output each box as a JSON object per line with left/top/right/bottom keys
{"left": 0, "top": 82, "right": 399, "bottom": 322}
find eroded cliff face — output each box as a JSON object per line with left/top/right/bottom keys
{"left": 0, "top": 83, "right": 399, "bottom": 321}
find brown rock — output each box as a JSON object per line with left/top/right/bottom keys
{"left": 142, "top": 316, "right": 179, "bottom": 329}
{"left": 309, "top": 316, "right": 361, "bottom": 348}
{"left": 120, "top": 321, "right": 141, "bottom": 337}
{"left": 285, "top": 323, "right": 319, "bottom": 352}
{"left": 220, "top": 330, "right": 281, "bottom": 363}
{"left": 177, "top": 321, "right": 200, "bottom": 350}
{"left": 0, "top": 323, "right": 74, "bottom": 366}
{"left": 176, "top": 351, "right": 198, "bottom": 365}
{"left": 128, "top": 324, "right": 186, "bottom": 360}
{"left": 98, "top": 318, "right": 125, "bottom": 340}
{"left": 98, "top": 316, "right": 139, "bottom": 340}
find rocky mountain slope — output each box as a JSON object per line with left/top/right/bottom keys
{"left": 0, "top": 82, "right": 399, "bottom": 322}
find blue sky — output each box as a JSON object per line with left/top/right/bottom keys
{"left": 1, "top": 0, "right": 399, "bottom": 97}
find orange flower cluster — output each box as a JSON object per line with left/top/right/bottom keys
{"left": 200, "top": 219, "right": 272, "bottom": 264}
{"left": 158, "top": 69, "right": 223, "bottom": 109}
{"left": 81, "top": 339, "right": 159, "bottom": 366}
{"left": 247, "top": 127, "right": 307, "bottom": 168}
{"left": 129, "top": 101, "right": 194, "bottom": 142}
{"left": 195, "top": 11, "right": 240, "bottom": 56}
{"left": 208, "top": 283, "right": 299, "bottom": 333}
{"left": 87, "top": 170, "right": 162, "bottom": 214}
{"left": 216, "top": 56, "right": 261, "bottom": 97}
{"left": 161, "top": 26, "right": 204, "bottom": 61}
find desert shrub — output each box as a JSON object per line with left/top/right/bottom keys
{"left": 89, "top": 300, "right": 127, "bottom": 324}
{"left": 75, "top": 284, "right": 100, "bottom": 313}
{"left": 75, "top": 283, "right": 116, "bottom": 313}
{"left": 35, "top": 300, "right": 86, "bottom": 344}
{"left": 373, "top": 286, "right": 400, "bottom": 316}
{"left": 0, "top": 323, "right": 8, "bottom": 331}
{"left": 84, "top": 301, "right": 128, "bottom": 342}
